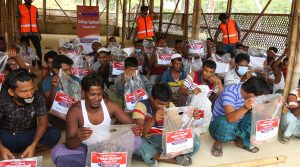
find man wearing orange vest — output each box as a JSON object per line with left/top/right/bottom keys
{"left": 17, "top": 0, "right": 42, "bottom": 68}
{"left": 135, "top": 6, "right": 157, "bottom": 40}
{"left": 214, "top": 13, "right": 241, "bottom": 53}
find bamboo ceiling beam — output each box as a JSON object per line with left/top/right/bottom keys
{"left": 226, "top": 0, "right": 233, "bottom": 17}
{"left": 183, "top": 0, "right": 189, "bottom": 40}
{"left": 164, "top": 0, "right": 181, "bottom": 39}
{"left": 192, "top": 0, "right": 201, "bottom": 39}
{"left": 241, "top": 0, "right": 273, "bottom": 43}
{"left": 121, "top": 0, "right": 127, "bottom": 47}
{"left": 106, "top": 0, "right": 110, "bottom": 44}
{"left": 158, "top": 0, "right": 163, "bottom": 36}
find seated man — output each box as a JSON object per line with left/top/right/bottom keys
{"left": 51, "top": 73, "right": 142, "bottom": 167}
{"left": 280, "top": 81, "right": 300, "bottom": 144}
{"left": 224, "top": 53, "right": 253, "bottom": 87}
{"left": 0, "top": 69, "right": 61, "bottom": 160}
{"left": 91, "top": 47, "right": 111, "bottom": 72}
{"left": 161, "top": 54, "right": 186, "bottom": 86}
{"left": 87, "top": 40, "right": 101, "bottom": 58}
{"left": 42, "top": 55, "right": 81, "bottom": 109}
{"left": 95, "top": 48, "right": 114, "bottom": 88}
{"left": 133, "top": 83, "right": 200, "bottom": 166}
{"left": 209, "top": 77, "right": 269, "bottom": 157}
{"left": 131, "top": 39, "right": 149, "bottom": 75}
{"left": 178, "top": 60, "right": 223, "bottom": 105}
{"left": 114, "top": 57, "right": 152, "bottom": 98}
{"left": 41, "top": 50, "right": 58, "bottom": 80}
{"left": 173, "top": 39, "right": 188, "bottom": 59}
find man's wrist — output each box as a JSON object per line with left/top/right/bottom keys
{"left": 242, "top": 105, "right": 251, "bottom": 111}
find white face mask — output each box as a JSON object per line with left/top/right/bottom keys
{"left": 237, "top": 66, "right": 249, "bottom": 76}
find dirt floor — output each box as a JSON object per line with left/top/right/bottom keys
{"left": 38, "top": 34, "right": 299, "bottom": 167}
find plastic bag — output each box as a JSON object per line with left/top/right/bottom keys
{"left": 185, "top": 40, "right": 206, "bottom": 57}
{"left": 0, "top": 156, "right": 42, "bottom": 167}
{"left": 142, "top": 40, "right": 155, "bottom": 58}
{"left": 0, "top": 74, "right": 4, "bottom": 92}
{"left": 156, "top": 47, "right": 174, "bottom": 65}
{"left": 58, "top": 69, "right": 81, "bottom": 100}
{"left": 251, "top": 94, "right": 282, "bottom": 145}
{"left": 124, "top": 71, "right": 148, "bottom": 111}
{"left": 50, "top": 90, "right": 77, "bottom": 120}
{"left": 86, "top": 125, "right": 136, "bottom": 167}
{"left": 59, "top": 38, "right": 82, "bottom": 56}
{"left": 0, "top": 52, "right": 8, "bottom": 73}
{"left": 182, "top": 58, "right": 192, "bottom": 75}
{"left": 112, "top": 61, "right": 124, "bottom": 76}
{"left": 187, "top": 85, "right": 212, "bottom": 134}
{"left": 161, "top": 106, "right": 195, "bottom": 159}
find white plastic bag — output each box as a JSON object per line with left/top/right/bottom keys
{"left": 0, "top": 156, "right": 42, "bottom": 167}
{"left": 142, "top": 40, "right": 155, "bottom": 58}
{"left": 86, "top": 125, "right": 136, "bottom": 167}
{"left": 188, "top": 85, "right": 212, "bottom": 134}
{"left": 112, "top": 61, "right": 124, "bottom": 76}
{"left": 161, "top": 106, "right": 195, "bottom": 159}
{"left": 251, "top": 94, "right": 282, "bottom": 145}
{"left": 0, "top": 52, "right": 8, "bottom": 73}
{"left": 124, "top": 72, "right": 148, "bottom": 110}
{"left": 58, "top": 69, "right": 81, "bottom": 101}
{"left": 186, "top": 40, "right": 206, "bottom": 56}
{"left": 50, "top": 91, "right": 77, "bottom": 120}
{"left": 156, "top": 47, "right": 174, "bottom": 65}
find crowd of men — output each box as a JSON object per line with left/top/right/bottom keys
{"left": 0, "top": 1, "right": 298, "bottom": 167}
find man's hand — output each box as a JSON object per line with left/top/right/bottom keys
{"left": 193, "top": 109, "right": 202, "bottom": 120}
{"left": 241, "top": 70, "right": 253, "bottom": 82}
{"left": 0, "top": 146, "right": 15, "bottom": 160}
{"left": 154, "top": 109, "right": 166, "bottom": 122}
{"left": 192, "top": 87, "right": 201, "bottom": 95}
{"left": 131, "top": 124, "right": 143, "bottom": 136}
{"left": 51, "top": 75, "right": 60, "bottom": 88}
{"left": 78, "top": 127, "right": 93, "bottom": 141}
{"left": 21, "top": 144, "right": 35, "bottom": 158}
{"left": 7, "top": 49, "right": 18, "bottom": 59}
{"left": 244, "top": 97, "right": 254, "bottom": 110}
{"left": 209, "top": 75, "right": 221, "bottom": 85}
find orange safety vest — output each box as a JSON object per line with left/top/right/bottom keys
{"left": 136, "top": 15, "right": 154, "bottom": 39}
{"left": 18, "top": 4, "right": 38, "bottom": 33}
{"left": 219, "top": 19, "right": 238, "bottom": 44}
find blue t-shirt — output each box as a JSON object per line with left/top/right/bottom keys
{"left": 160, "top": 68, "right": 187, "bottom": 83}
{"left": 42, "top": 75, "right": 81, "bottom": 94}
{"left": 212, "top": 83, "right": 244, "bottom": 120}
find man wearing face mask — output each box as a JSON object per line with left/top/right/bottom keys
{"left": 224, "top": 53, "right": 253, "bottom": 87}
{"left": 0, "top": 69, "right": 61, "bottom": 160}
{"left": 131, "top": 40, "right": 149, "bottom": 75}
{"left": 135, "top": 6, "right": 157, "bottom": 40}
{"left": 17, "top": 0, "right": 43, "bottom": 68}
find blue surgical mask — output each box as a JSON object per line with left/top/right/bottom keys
{"left": 135, "top": 49, "right": 142, "bottom": 53}
{"left": 237, "top": 66, "right": 248, "bottom": 76}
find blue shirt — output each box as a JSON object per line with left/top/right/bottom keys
{"left": 42, "top": 75, "right": 81, "bottom": 94}
{"left": 160, "top": 68, "right": 187, "bottom": 83}
{"left": 212, "top": 83, "right": 244, "bottom": 120}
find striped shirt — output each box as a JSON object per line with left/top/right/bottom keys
{"left": 212, "top": 83, "right": 244, "bottom": 120}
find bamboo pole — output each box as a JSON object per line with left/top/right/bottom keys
{"left": 158, "top": 0, "right": 163, "bottom": 37}
{"left": 192, "top": 0, "right": 201, "bottom": 39}
{"left": 164, "top": 0, "right": 181, "bottom": 38}
{"left": 286, "top": 0, "right": 296, "bottom": 45}
{"left": 96, "top": 0, "right": 99, "bottom": 6}
{"left": 183, "top": 0, "right": 189, "bottom": 39}
{"left": 121, "top": 0, "right": 127, "bottom": 47}
{"left": 43, "top": 0, "right": 46, "bottom": 33}
{"left": 116, "top": 0, "right": 119, "bottom": 31}
{"left": 83, "top": 0, "right": 86, "bottom": 6}
{"left": 214, "top": 156, "right": 287, "bottom": 167}
{"left": 149, "top": 0, "right": 154, "bottom": 12}
{"left": 54, "top": 0, "right": 76, "bottom": 28}
{"left": 127, "top": 0, "right": 142, "bottom": 39}
{"left": 241, "top": 0, "right": 273, "bottom": 43}
{"left": 0, "top": 0, "right": 3, "bottom": 37}
{"left": 128, "top": 0, "right": 131, "bottom": 33}
{"left": 106, "top": 0, "right": 110, "bottom": 44}
{"left": 283, "top": 0, "right": 300, "bottom": 98}
{"left": 226, "top": 0, "right": 233, "bottom": 17}
{"left": 89, "top": 0, "right": 92, "bottom": 6}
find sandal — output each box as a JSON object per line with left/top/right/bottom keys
{"left": 279, "top": 136, "right": 290, "bottom": 144}
{"left": 234, "top": 139, "right": 259, "bottom": 153}
{"left": 211, "top": 141, "right": 223, "bottom": 157}
{"left": 176, "top": 155, "right": 192, "bottom": 166}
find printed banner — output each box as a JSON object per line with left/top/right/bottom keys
{"left": 91, "top": 152, "right": 127, "bottom": 167}
{"left": 77, "top": 6, "right": 100, "bottom": 53}
{"left": 188, "top": 40, "right": 205, "bottom": 54}
{"left": 157, "top": 54, "right": 172, "bottom": 65}
{"left": 112, "top": 62, "right": 125, "bottom": 76}
{"left": 256, "top": 117, "right": 279, "bottom": 141}
{"left": 51, "top": 91, "right": 77, "bottom": 118}
{"left": 166, "top": 128, "right": 193, "bottom": 154}
{"left": 0, "top": 156, "right": 42, "bottom": 167}
{"left": 71, "top": 68, "right": 93, "bottom": 79}
{"left": 124, "top": 88, "right": 148, "bottom": 110}
{"left": 0, "top": 74, "right": 4, "bottom": 91}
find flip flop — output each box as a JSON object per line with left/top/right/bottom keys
{"left": 279, "top": 136, "right": 290, "bottom": 144}
{"left": 211, "top": 142, "right": 223, "bottom": 157}
{"left": 236, "top": 144, "right": 259, "bottom": 153}
{"left": 176, "top": 155, "right": 192, "bottom": 166}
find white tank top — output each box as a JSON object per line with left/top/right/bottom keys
{"left": 81, "top": 100, "right": 111, "bottom": 145}
{"left": 273, "top": 72, "right": 285, "bottom": 93}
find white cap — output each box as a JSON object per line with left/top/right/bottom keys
{"left": 92, "top": 40, "right": 101, "bottom": 44}
{"left": 171, "top": 53, "right": 182, "bottom": 60}
{"left": 97, "top": 47, "right": 110, "bottom": 53}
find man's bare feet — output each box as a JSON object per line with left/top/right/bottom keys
{"left": 211, "top": 141, "right": 223, "bottom": 157}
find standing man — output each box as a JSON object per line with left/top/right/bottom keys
{"left": 136, "top": 6, "right": 157, "bottom": 40}
{"left": 214, "top": 13, "right": 241, "bottom": 53}
{"left": 17, "top": 0, "right": 42, "bottom": 68}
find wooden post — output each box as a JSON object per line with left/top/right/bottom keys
{"left": 96, "top": 0, "right": 99, "bottom": 6}
{"left": 158, "top": 0, "right": 163, "bottom": 36}
{"left": 42, "top": 0, "right": 46, "bottom": 33}
{"left": 226, "top": 0, "right": 233, "bottom": 17}
{"left": 83, "top": 0, "right": 86, "bottom": 6}
{"left": 164, "top": 0, "right": 181, "bottom": 38}
{"left": 286, "top": 0, "right": 296, "bottom": 45}
{"left": 128, "top": 0, "right": 131, "bottom": 33}
{"left": 89, "top": 0, "right": 92, "bottom": 6}
{"left": 192, "top": 0, "right": 201, "bottom": 39}
{"left": 183, "top": 0, "right": 189, "bottom": 39}
{"left": 149, "top": 0, "right": 154, "bottom": 12}
{"left": 283, "top": 0, "right": 300, "bottom": 98}
{"left": 116, "top": 0, "right": 119, "bottom": 30}
{"left": 121, "top": 0, "right": 127, "bottom": 47}
{"left": 106, "top": 0, "right": 110, "bottom": 44}
{"left": 241, "top": 0, "right": 273, "bottom": 43}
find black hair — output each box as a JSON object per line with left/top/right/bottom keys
{"left": 242, "top": 77, "right": 271, "bottom": 96}
{"left": 2, "top": 69, "right": 33, "bottom": 92}
{"left": 152, "top": 83, "right": 173, "bottom": 102}
{"left": 175, "top": 39, "right": 183, "bottom": 45}
{"left": 235, "top": 53, "right": 250, "bottom": 64}
{"left": 141, "top": 6, "right": 149, "bottom": 12}
{"left": 134, "top": 39, "right": 144, "bottom": 45}
{"left": 20, "top": 36, "right": 30, "bottom": 45}
{"left": 236, "top": 43, "right": 244, "bottom": 49}
{"left": 0, "top": 36, "right": 5, "bottom": 41}
{"left": 203, "top": 60, "right": 217, "bottom": 70}
{"left": 44, "top": 50, "right": 58, "bottom": 62}
{"left": 109, "top": 37, "right": 116, "bottom": 41}
{"left": 216, "top": 50, "right": 226, "bottom": 55}
{"left": 218, "top": 13, "right": 229, "bottom": 21}
{"left": 268, "top": 47, "right": 278, "bottom": 53}
{"left": 207, "top": 38, "right": 213, "bottom": 42}
{"left": 124, "top": 57, "right": 138, "bottom": 68}
{"left": 81, "top": 73, "right": 104, "bottom": 91}
{"left": 156, "top": 37, "right": 165, "bottom": 42}
{"left": 52, "top": 55, "right": 74, "bottom": 69}
{"left": 283, "top": 57, "right": 288, "bottom": 63}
